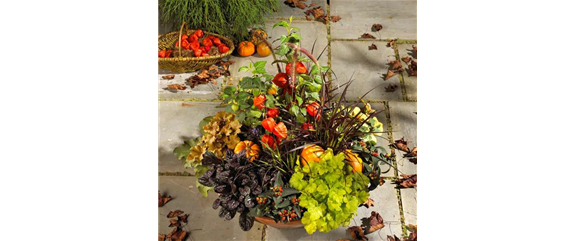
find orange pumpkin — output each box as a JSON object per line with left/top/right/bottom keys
{"left": 238, "top": 41, "right": 255, "bottom": 57}
{"left": 251, "top": 29, "right": 268, "bottom": 45}
{"left": 300, "top": 144, "right": 324, "bottom": 166}
{"left": 343, "top": 149, "right": 363, "bottom": 173}
{"left": 257, "top": 42, "right": 272, "bottom": 57}
{"left": 234, "top": 140, "right": 260, "bottom": 161}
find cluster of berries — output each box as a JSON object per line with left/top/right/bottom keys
{"left": 291, "top": 197, "right": 300, "bottom": 205}
{"left": 277, "top": 209, "right": 298, "bottom": 221}
{"left": 271, "top": 186, "right": 283, "bottom": 197}
{"left": 255, "top": 197, "right": 268, "bottom": 204}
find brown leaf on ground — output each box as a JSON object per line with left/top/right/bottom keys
{"left": 408, "top": 61, "right": 417, "bottom": 76}
{"left": 362, "top": 198, "right": 375, "bottom": 208}
{"left": 368, "top": 44, "right": 378, "bottom": 50}
{"left": 159, "top": 234, "right": 166, "bottom": 241}
{"left": 404, "top": 147, "right": 417, "bottom": 158}
{"left": 412, "top": 45, "right": 417, "bottom": 54}
{"left": 305, "top": 6, "right": 325, "bottom": 19}
{"left": 409, "top": 158, "right": 417, "bottom": 165}
{"left": 336, "top": 240, "right": 351, "bottom": 241}
{"left": 372, "top": 23, "right": 383, "bottom": 32}
{"left": 367, "top": 211, "right": 385, "bottom": 233}
{"left": 331, "top": 15, "right": 341, "bottom": 22}
{"left": 178, "top": 214, "right": 189, "bottom": 223}
{"left": 166, "top": 227, "right": 178, "bottom": 239}
{"left": 208, "top": 65, "right": 218, "bottom": 71}
{"left": 196, "top": 69, "right": 210, "bottom": 79}
{"left": 391, "top": 138, "right": 410, "bottom": 152}
{"left": 167, "top": 84, "right": 186, "bottom": 90}
{"left": 387, "top": 40, "right": 395, "bottom": 48}
{"left": 309, "top": 3, "right": 316, "bottom": 7}
{"left": 360, "top": 33, "right": 376, "bottom": 39}
{"left": 407, "top": 224, "right": 417, "bottom": 241}
{"left": 162, "top": 74, "right": 175, "bottom": 80}
{"left": 169, "top": 219, "right": 180, "bottom": 227}
{"left": 389, "top": 60, "right": 403, "bottom": 71}
{"left": 401, "top": 56, "right": 412, "bottom": 64}
{"left": 387, "top": 235, "right": 402, "bottom": 241}
{"left": 159, "top": 191, "right": 172, "bottom": 207}
{"left": 167, "top": 210, "right": 184, "bottom": 218}
{"left": 170, "top": 230, "right": 187, "bottom": 241}
{"left": 297, "top": 3, "right": 307, "bottom": 9}
{"left": 385, "top": 84, "right": 398, "bottom": 92}
{"left": 348, "top": 226, "right": 368, "bottom": 240}
{"left": 394, "top": 174, "right": 417, "bottom": 188}
{"left": 306, "top": 15, "right": 313, "bottom": 21}
{"left": 384, "top": 69, "right": 397, "bottom": 80}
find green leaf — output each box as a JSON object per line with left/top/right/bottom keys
{"left": 173, "top": 142, "right": 191, "bottom": 161}
{"left": 290, "top": 33, "right": 302, "bottom": 41}
{"left": 237, "top": 111, "right": 246, "bottom": 122}
{"left": 296, "top": 96, "right": 303, "bottom": 106}
{"left": 290, "top": 105, "right": 300, "bottom": 116}
{"left": 248, "top": 109, "right": 262, "bottom": 118}
{"left": 274, "top": 172, "right": 284, "bottom": 187}
{"left": 276, "top": 44, "right": 289, "bottom": 55}
{"left": 223, "top": 86, "right": 236, "bottom": 95}
{"left": 273, "top": 20, "right": 289, "bottom": 29}
{"left": 253, "top": 89, "right": 261, "bottom": 96}
{"left": 238, "top": 66, "right": 249, "bottom": 72}
{"left": 254, "top": 61, "right": 267, "bottom": 70}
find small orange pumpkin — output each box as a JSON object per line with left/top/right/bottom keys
{"left": 234, "top": 140, "right": 260, "bottom": 161}
{"left": 251, "top": 29, "right": 268, "bottom": 45}
{"left": 238, "top": 41, "right": 255, "bottom": 57}
{"left": 343, "top": 149, "right": 363, "bottom": 173}
{"left": 257, "top": 42, "right": 272, "bottom": 57}
{"left": 300, "top": 144, "right": 324, "bottom": 166}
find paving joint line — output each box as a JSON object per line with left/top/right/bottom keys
{"left": 158, "top": 172, "right": 194, "bottom": 177}
{"left": 326, "top": 1, "right": 332, "bottom": 83}
{"left": 332, "top": 38, "right": 417, "bottom": 44}
{"left": 392, "top": 44, "right": 408, "bottom": 101}
{"left": 261, "top": 224, "right": 268, "bottom": 241}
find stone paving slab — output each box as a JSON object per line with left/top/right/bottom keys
{"left": 400, "top": 188, "right": 417, "bottom": 226}
{"left": 388, "top": 102, "right": 417, "bottom": 175}
{"left": 158, "top": 73, "right": 224, "bottom": 100}
{"left": 159, "top": 101, "right": 222, "bottom": 173}
{"left": 331, "top": 41, "right": 403, "bottom": 101}
{"left": 397, "top": 44, "right": 417, "bottom": 101}
{"left": 228, "top": 20, "right": 328, "bottom": 86}
{"left": 265, "top": 180, "right": 402, "bottom": 240}
{"left": 159, "top": 176, "right": 264, "bottom": 241}
{"left": 330, "top": 1, "right": 417, "bottom": 40}
{"left": 270, "top": 0, "right": 328, "bottom": 20}
{"left": 370, "top": 103, "right": 394, "bottom": 177}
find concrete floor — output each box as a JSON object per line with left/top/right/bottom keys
{"left": 159, "top": 0, "right": 416, "bottom": 240}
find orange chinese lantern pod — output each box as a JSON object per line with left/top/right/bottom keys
{"left": 234, "top": 140, "right": 260, "bottom": 161}
{"left": 272, "top": 73, "right": 289, "bottom": 89}
{"left": 385, "top": 69, "right": 397, "bottom": 80}
{"left": 273, "top": 122, "right": 288, "bottom": 139}
{"left": 300, "top": 144, "right": 324, "bottom": 166}
{"left": 306, "top": 102, "right": 321, "bottom": 117}
{"left": 262, "top": 117, "right": 276, "bottom": 132}
{"left": 343, "top": 149, "right": 363, "bottom": 173}
{"left": 286, "top": 62, "right": 308, "bottom": 74}
{"left": 261, "top": 134, "right": 277, "bottom": 149}
{"left": 302, "top": 123, "right": 314, "bottom": 131}
{"left": 267, "top": 108, "right": 280, "bottom": 118}
{"left": 253, "top": 94, "right": 266, "bottom": 109}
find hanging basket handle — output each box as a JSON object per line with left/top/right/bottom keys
{"left": 177, "top": 22, "right": 188, "bottom": 58}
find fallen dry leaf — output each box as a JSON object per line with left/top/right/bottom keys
{"left": 412, "top": 45, "right": 417, "bottom": 54}
{"left": 336, "top": 240, "right": 351, "bottom": 241}
{"left": 391, "top": 138, "right": 410, "bottom": 152}
{"left": 360, "top": 33, "right": 376, "bottom": 39}
{"left": 166, "top": 227, "right": 178, "bottom": 239}
{"left": 331, "top": 15, "right": 341, "bottom": 22}
{"left": 387, "top": 40, "right": 395, "bottom": 48}
{"left": 401, "top": 56, "right": 412, "bottom": 64}
{"left": 167, "top": 210, "right": 184, "bottom": 218}
{"left": 387, "top": 235, "right": 402, "bottom": 241}
{"left": 159, "top": 191, "right": 172, "bottom": 207}
{"left": 178, "top": 214, "right": 189, "bottom": 223}
{"left": 408, "top": 61, "right": 417, "bottom": 76}
{"left": 389, "top": 60, "right": 404, "bottom": 72}
{"left": 162, "top": 74, "right": 175, "bottom": 80}
{"left": 306, "top": 15, "right": 313, "bottom": 21}
{"left": 362, "top": 198, "right": 375, "bottom": 208}
{"left": 368, "top": 44, "right": 378, "bottom": 50}
{"left": 367, "top": 211, "right": 385, "bottom": 233}
{"left": 385, "top": 84, "right": 398, "bottom": 92}
{"left": 394, "top": 174, "right": 417, "bottom": 188}
{"left": 404, "top": 147, "right": 417, "bottom": 158}
{"left": 181, "top": 103, "right": 195, "bottom": 107}
{"left": 309, "top": 3, "right": 316, "bottom": 7}
{"left": 159, "top": 234, "right": 166, "bottom": 241}
{"left": 305, "top": 6, "right": 325, "bottom": 19}
{"left": 170, "top": 230, "right": 187, "bottom": 241}
{"left": 169, "top": 219, "right": 180, "bottom": 227}
{"left": 372, "top": 23, "right": 383, "bottom": 32}
{"left": 407, "top": 224, "right": 417, "bottom": 241}
{"left": 348, "top": 226, "right": 368, "bottom": 240}
{"left": 384, "top": 69, "right": 397, "bottom": 80}
{"left": 409, "top": 158, "right": 417, "bottom": 165}
{"left": 167, "top": 84, "right": 186, "bottom": 90}
{"left": 297, "top": 3, "right": 307, "bottom": 9}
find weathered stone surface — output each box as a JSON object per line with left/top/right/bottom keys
{"left": 159, "top": 176, "right": 264, "bottom": 241}
{"left": 271, "top": 0, "right": 328, "bottom": 20}
{"left": 400, "top": 188, "right": 417, "bottom": 226}
{"left": 158, "top": 101, "right": 221, "bottom": 173}
{"left": 331, "top": 1, "right": 417, "bottom": 40}
{"left": 370, "top": 103, "right": 394, "bottom": 177}
{"left": 388, "top": 102, "right": 417, "bottom": 175}
{"left": 331, "top": 41, "right": 403, "bottom": 101}
{"left": 158, "top": 73, "right": 224, "bottom": 100}
{"left": 397, "top": 44, "right": 417, "bottom": 101}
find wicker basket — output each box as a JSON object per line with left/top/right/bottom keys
{"left": 158, "top": 22, "right": 235, "bottom": 73}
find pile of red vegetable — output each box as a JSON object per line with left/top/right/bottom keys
{"left": 158, "top": 29, "right": 231, "bottom": 58}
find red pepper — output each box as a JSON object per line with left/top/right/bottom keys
{"left": 253, "top": 94, "right": 266, "bottom": 109}
{"left": 266, "top": 108, "right": 280, "bottom": 118}
{"left": 273, "top": 122, "right": 288, "bottom": 139}
{"left": 193, "top": 29, "right": 204, "bottom": 38}
{"left": 286, "top": 62, "right": 308, "bottom": 74}
{"left": 213, "top": 38, "right": 222, "bottom": 46}
{"left": 218, "top": 44, "right": 229, "bottom": 53}
{"left": 194, "top": 49, "right": 203, "bottom": 57}
{"left": 262, "top": 118, "right": 276, "bottom": 132}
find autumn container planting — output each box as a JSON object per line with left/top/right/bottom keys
{"left": 173, "top": 19, "right": 391, "bottom": 234}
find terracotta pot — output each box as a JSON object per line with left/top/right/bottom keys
{"left": 254, "top": 216, "right": 304, "bottom": 229}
